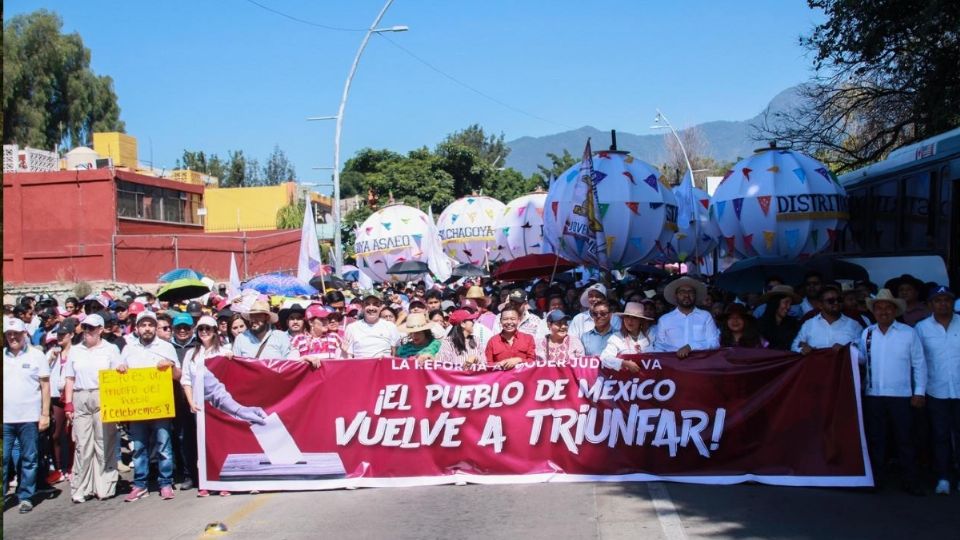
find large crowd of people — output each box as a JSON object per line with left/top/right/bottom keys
{"left": 3, "top": 269, "right": 959, "bottom": 513}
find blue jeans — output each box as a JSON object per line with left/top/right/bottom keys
{"left": 3, "top": 423, "right": 39, "bottom": 503}
{"left": 129, "top": 420, "right": 174, "bottom": 489}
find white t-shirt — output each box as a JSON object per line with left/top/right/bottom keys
{"left": 4, "top": 346, "right": 51, "bottom": 423}
{"left": 344, "top": 319, "right": 401, "bottom": 358}
{"left": 120, "top": 338, "right": 180, "bottom": 369}
{"left": 64, "top": 340, "right": 121, "bottom": 390}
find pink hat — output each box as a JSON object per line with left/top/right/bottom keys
{"left": 449, "top": 309, "right": 479, "bottom": 325}
{"left": 306, "top": 304, "right": 331, "bottom": 321}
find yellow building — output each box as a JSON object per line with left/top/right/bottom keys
{"left": 93, "top": 132, "right": 138, "bottom": 168}
{"left": 204, "top": 183, "right": 298, "bottom": 232}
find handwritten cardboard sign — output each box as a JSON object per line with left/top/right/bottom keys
{"left": 99, "top": 367, "right": 175, "bottom": 422}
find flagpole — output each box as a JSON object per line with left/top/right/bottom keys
{"left": 653, "top": 109, "right": 700, "bottom": 275}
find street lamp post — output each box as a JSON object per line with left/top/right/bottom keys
{"left": 326, "top": 0, "right": 407, "bottom": 273}
{"left": 651, "top": 109, "right": 701, "bottom": 275}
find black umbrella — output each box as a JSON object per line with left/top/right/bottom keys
{"left": 450, "top": 263, "right": 486, "bottom": 279}
{"left": 309, "top": 275, "right": 347, "bottom": 291}
{"left": 628, "top": 264, "right": 669, "bottom": 278}
{"left": 387, "top": 260, "right": 430, "bottom": 275}
{"left": 716, "top": 257, "right": 806, "bottom": 294}
{"left": 802, "top": 254, "right": 869, "bottom": 282}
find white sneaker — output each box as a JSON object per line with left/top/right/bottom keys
{"left": 934, "top": 479, "right": 950, "bottom": 495}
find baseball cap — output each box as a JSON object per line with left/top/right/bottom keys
{"left": 546, "top": 309, "right": 571, "bottom": 323}
{"left": 306, "top": 304, "right": 331, "bottom": 321}
{"left": 136, "top": 311, "right": 158, "bottom": 324}
{"left": 3, "top": 318, "right": 27, "bottom": 334}
{"left": 45, "top": 331, "right": 58, "bottom": 344}
{"left": 58, "top": 318, "right": 79, "bottom": 335}
{"left": 127, "top": 302, "right": 146, "bottom": 316}
{"left": 929, "top": 285, "right": 955, "bottom": 299}
{"left": 508, "top": 289, "right": 528, "bottom": 303}
{"left": 172, "top": 312, "right": 194, "bottom": 328}
{"left": 101, "top": 311, "right": 119, "bottom": 325}
{"left": 196, "top": 315, "right": 218, "bottom": 329}
{"left": 186, "top": 301, "right": 203, "bottom": 318}
{"left": 448, "top": 309, "right": 479, "bottom": 325}
{"left": 82, "top": 314, "right": 105, "bottom": 328}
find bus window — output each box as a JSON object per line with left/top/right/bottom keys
{"left": 871, "top": 178, "right": 899, "bottom": 250}
{"left": 935, "top": 168, "right": 953, "bottom": 249}
{"left": 843, "top": 186, "right": 869, "bottom": 253}
{"left": 900, "top": 171, "right": 932, "bottom": 249}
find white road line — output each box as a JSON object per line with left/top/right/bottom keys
{"left": 648, "top": 482, "right": 689, "bottom": 540}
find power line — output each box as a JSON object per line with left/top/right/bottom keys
{"left": 377, "top": 34, "right": 574, "bottom": 130}
{"left": 241, "top": 0, "right": 366, "bottom": 32}
{"left": 241, "top": 0, "right": 574, "bottom": 130}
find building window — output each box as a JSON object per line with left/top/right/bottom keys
{"left": 117, "top": 180, "right": 199, "bottom": 225}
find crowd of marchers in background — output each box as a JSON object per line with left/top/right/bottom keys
{"left": 4, "top": 269, "right": 959, "bottom": 514}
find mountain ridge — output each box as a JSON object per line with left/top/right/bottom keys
{"left": 505, "top": 86, "right": 803, "bottom": 176}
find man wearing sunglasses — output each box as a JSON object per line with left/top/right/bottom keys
{"left": 580, "top": 300, "right": 618, "bottom": 356}
{"left": 117, "top": 311, "right": 180, "bottom": 502}
{"left": 793, "top": 284, "right": 863, "bottom": 354}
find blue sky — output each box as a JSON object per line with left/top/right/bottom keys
{"left": 6, "top": 1, "right": 823, "bottom": 193}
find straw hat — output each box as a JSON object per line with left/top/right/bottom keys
{"left": 760, "top": 285, "right": 801, "bottom": 305}
{"left": 617, "top": 302, "right": 654, "bottom": 320}
{"left": 866, "top": 289, "right": 906, "bottom": 316}
{"left": 663, "top": 276, "right": 707, "bottom": 306}
{"left": 398, "top": 312, "right": 434, "bottom": 334}
{"left": 243, "top": 300, "right": 278, "bottom": 324}
{"left": 465, "top": 286, "right": 486, "bottom": 300}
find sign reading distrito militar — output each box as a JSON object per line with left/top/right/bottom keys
{"left": 99, "top": 367, "right": 176, "bottom": 422}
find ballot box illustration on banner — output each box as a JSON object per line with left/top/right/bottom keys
{"left": 219, "top": 412, "right": 346, "bottom": 481}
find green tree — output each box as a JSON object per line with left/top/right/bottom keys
{"left": 343, "top": 148, "right": 403, "bottom": 174}
{"left": 176, "top": 150, "right": 226, "bottom": 181}
{"left": 3, "top": 10, "right": 124, "bottom": 150}
{"left": 339, "top": 170, "right": 366, "bottom": 198}
{"left": 435, "top": 142, "right": 489, "bottom": 198}
{"left": 438, "top": 124, "right": 509, "bottom": 166}
{"left": 262, "top": 145, "right": 296, "bottom": 185}
{"left": 222, "top": 150, "right": 248, "bottom": 187}
{"left": 276, "top": 200, "right": 305, "bottom": 229}
{"left": 482, "top": 168, "right": 541, "bottom": 202}
{"left": 758, "top": 0, "right": 960, "bottom": 171}
{"left": 533, "top": 150, "right": 578, "bottom": 183}
{"left": 365, "top": 147, "right": 456, "bottom": 209}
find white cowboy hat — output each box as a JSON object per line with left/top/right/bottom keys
{"left": 616, "top": 301, "right": 654, "bottom": 321}
{"left": 579, "top": 283, "right": 607, "bottom": 309}
{"left": 663, "top": 276, "right": 708, "bottom": 306}
{"left": 866, "top": 288, "right": 907, "bottom": 317}
{"left": 399, "top": 312, "right": 434, "bottom": 334}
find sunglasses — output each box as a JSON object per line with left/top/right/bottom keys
{"left": 158, "top": 325, "right": 171, "bottom": 331}
{"left": 822, "top": 297, "right": 839, "bottom": 304}
{"left": 81, "top": 325, "right": 100, "bottom": 331}
{"left": 591, "top": 311, "right": 611, "bottom": 318}
{"left": 197, "top": 326, "right": 215, "bottom": 333}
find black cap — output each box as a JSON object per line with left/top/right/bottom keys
{"left": 38, "top": 307, "right": 59, "bottom": 320}
{"left": 58, "top": 318, "right": 79, "bottom": 335}
{"left": 217, "top": 308, "right": 235, "bottom": 320}
{"left": 186, "top": 301, "right": 203, "bottom": 318}
{"left": 101, "top": 311, "right": 119, "bottom": 325}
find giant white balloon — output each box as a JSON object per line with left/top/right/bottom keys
{"left": 669, "top": 185, "right": 720, "bottom": 263}
{"left": 543, "top": 148, "right": 678, "bottom": 269}
{"left": 353, "top": 204, "right": 450, "bottom": 283}
{"left": 710, "top": 146, "right": 848, "bottom": 259}
{"left": 492, "top": 192, "right": 547, "bottom": 261}
{"left": 436, "top": 195, "right": 506, "bottom": 265}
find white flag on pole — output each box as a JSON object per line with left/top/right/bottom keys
{"left": 297, "top": 194, "right": 322, "bottom": 284}
{"left": 228, "top": 252, "right": 242, "bottom": 300}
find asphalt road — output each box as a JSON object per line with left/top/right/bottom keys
{"left": 4, "top": 475, "right": 958, "bottom": 540}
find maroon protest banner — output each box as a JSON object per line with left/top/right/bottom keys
{"left": 196, "top": 347, "right": 871, "bottom": 491}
